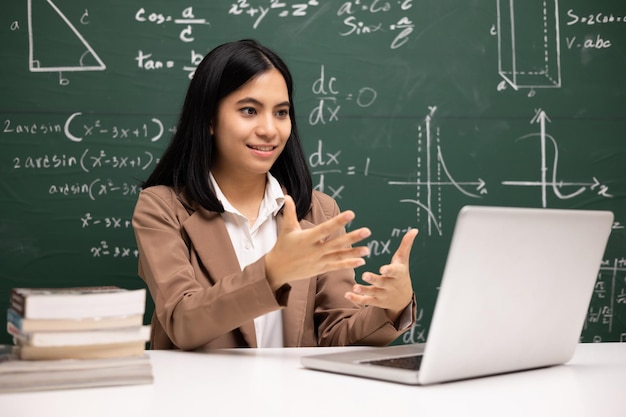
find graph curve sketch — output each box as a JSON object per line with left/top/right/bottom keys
{"left": 388, "top": 106, "right": 487, "bottom": 237}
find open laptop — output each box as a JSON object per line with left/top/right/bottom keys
{"left": 301, "top": 205, "right": 614, "bottom": 385}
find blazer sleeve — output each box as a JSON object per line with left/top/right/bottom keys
{"left": 308, "top": 192, "right": 417, "bottom": 347}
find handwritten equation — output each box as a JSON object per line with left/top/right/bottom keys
{"left": 48, "top": 178, "right": 139, "bottom": 200}
{"left": 14, "top": 1, "right": 418, "bottom": 85}
{"left": 82, "top": 214, "right": 138, "bottom": 259}
{"left": 80, "top": 213, "right": 132, "bottom": 230}
{"left": 585, "top": 257, "right": 626, "bottom": 342}
{"left": 308, "top": 65, "right": 378, "bottom": 126}
{"left": 3, "top": 114, "right": 172, "bottom": 143}
{"left": 13, "top": 149, "right": 158, "bottom": 172}
{"left": 228, "top": 0, "right": 320, "bottom": 29}
{"left": 337, "top": 0, "right": 414, "bottom": 49}
{"left": 228, "top": 0, "right": 414, "bottom": 49}
{"left": 308, "top": 139, "right": 371, "bottom": 199}
{"left": 90, "top": 240, "right": 139, "bottom": 259}
{"left": 135, "top": 6, "right": 209, "bottom": 43}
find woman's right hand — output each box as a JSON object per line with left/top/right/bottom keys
{"left": 264, "top": 195, "right": 371, "bottom": 291}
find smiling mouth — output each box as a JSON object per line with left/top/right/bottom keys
{"left": 248, "top": 145, "right": 276, "bottom": 152}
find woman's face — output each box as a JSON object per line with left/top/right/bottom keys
{"left": 210, "top": 68, "right": 292, "bottom": 181}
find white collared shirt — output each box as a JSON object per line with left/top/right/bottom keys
{"left": 210, "top": 172, "right": 285, "bottom": 348}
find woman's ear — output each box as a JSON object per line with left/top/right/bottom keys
{"left": 209, "top": 123, "right": 214, "bottom": 135}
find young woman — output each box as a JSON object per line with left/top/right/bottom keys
{"left": 132, "top": 39, "right": 418, "bottom": 350}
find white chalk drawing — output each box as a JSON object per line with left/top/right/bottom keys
{"left": 389, "top": 107, "right": 487, "bottom": 237}
{"left": 501, "top": 109, "right": 613, "bottom": 207}
{"left": 28, "top": 0, "right": 106, "bottom": 84}
{"left": 497, "top": 0, "right": 561, "bottom": 90}
{"left": 586, "top": 258, "right": 626, "bottom": 342}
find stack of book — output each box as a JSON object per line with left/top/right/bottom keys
{"left": 1, "top": 286, "right": 153, "bottom": 393}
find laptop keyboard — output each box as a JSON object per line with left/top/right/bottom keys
{"left": 362, "top": 354, "right": 423, "bottom": 370}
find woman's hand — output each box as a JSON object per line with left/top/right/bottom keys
{"left": 345, "top": 228, "right": 418, "bottom": 321}
{"left": 264, "top": 195, "right": 372, "bottom": 291}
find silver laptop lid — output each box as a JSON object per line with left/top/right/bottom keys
{"left": 419, "top": 206, "right": 613, "bottom": 384}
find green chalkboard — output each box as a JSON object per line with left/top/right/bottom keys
{"left": 1, "top": 0, "right": 625, "bottom": 346}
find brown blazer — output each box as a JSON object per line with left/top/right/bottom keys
{"left": 132, "top": 185, "right": 415, "bottom": 350}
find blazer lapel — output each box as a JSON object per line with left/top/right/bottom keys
{"left": 182, "top": 206, "right": 258, "bottom": 347}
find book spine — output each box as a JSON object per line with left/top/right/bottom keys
{"left": 6, "top": 308, "right": 25, "bottom": 333}
{"left": 9, "top": 289, "right": 26, "bottom": 317}
{"left": 6, "top": 321, "right": 25, "bottom": 342}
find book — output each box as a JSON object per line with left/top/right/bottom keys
{"left": 10, "top": 286, "right": 146, "bottom": 320}
{"left": 0, "top": 350, "right": 153, "bottom": 393}
{"left": 14, "top": 340, "right": 148, "bottom": 361}
{"left": 8, "top": 322, "right": 151, "bottom": 347}
{"left": 6, "top": 308, "right": 143, "bottom": 333}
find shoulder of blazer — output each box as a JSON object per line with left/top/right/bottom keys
{"left": 140, "top": 185, "right": 197, "bottom": 217}
{"left": 308, "top": 190, "right": 340, "bottom": 222}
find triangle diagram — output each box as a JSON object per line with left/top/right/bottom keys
{"left": 28, "top": 0, "right": 106, "bottom": 72}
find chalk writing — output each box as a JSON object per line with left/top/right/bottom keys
{"left": 64, "top": 112, "right": 168, "bottom": 143}
{"left": 308, "top": 139, "right": 370, "bottom": 199}
{"left": 12, "top": 149, "right": 157, "bottom": 172}
{"left": 364, "top": 227, "right": 414, "bottom": 259}
{"left": 583, "top": 257, "right": 626, "bottom": 342}
{"left": 135, "top": 49, "right": 204, "bottom": 77}
{"left": 308, "top": 65, "right": 377, "bottom": 125}
{"left": 402, "top": 308, "right": 426, "bottom": 344}
{"left": 79, "top": 149, "right": 157, "bottom": 172}
{"left": 389, "top": 107, "right": 486, "bottom": 236}
{"left": 3, "top": 114, "right": 170, "bottom": 143}
{"left": 3, "top": 119, "right": 62, "bottom": 135}
{"left": 90, "top": 241, "right": 139, "bottom": 258}
{"left": 13, "top": 154, "right": 77, "bottom": 169}
{"left": 336, "top": 0, "right": 414, "bottom": 49}
{"left": 497, "top": 0, "right": 561, "bottom": 92}
{"left": 566, "top": 9, "right": 626, "bottom": 25}
{"left": 27, "top": 0, "right": 106, "bottom": 85}
{"left": 501, "top": 109, "right": 613, "bottom": 208}
{"left": 48, "top": 179, "right": 140, "bottom": 201}
{"left": 228, "top": 0, "right": 321, "bottom": 30}
{"left": 565, "top": 34, "right": 613, "bottom": 50}
{"left": 134, "top": 7, "right": 210, "bottom": 42}
{"left": 81, "top": 213, "right": 132, "bottom": 229}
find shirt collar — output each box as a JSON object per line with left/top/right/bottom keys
{"left": 209, "top": 172, "right": 285, "bottom": 218}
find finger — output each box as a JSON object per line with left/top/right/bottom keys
{"left": 361, "top": 272, "right": 388, "bottom": 288}
{"left": 280, "top": 195, "right": 301, "bottom": 233}
{"left": 344, "top": 285, "right": 383, "bottom": 306}
{"left": 344, "top": 291, "right": 368, "bottom": 306}
{"left": 378, "top": 263, "right": 406, "bottom": 278}
{"left": 321, "top": 256, "right": 367, "bottom": 273}
{"left": 321, "top": 227, "right": 371, "bottom": 251}
{"left": 391, "top": 228, "right": 418, "bottom": 264}
{"left": 321, "top": 245, "right": 369, "bottom": 266}
{"left": 309, "top": 210, "right": 357, "bottom": 243}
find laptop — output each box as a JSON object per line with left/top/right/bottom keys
{"left": 301, "top": 205, "right": 614, "bottom": 385}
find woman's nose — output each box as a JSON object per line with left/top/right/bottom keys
{"left": 256, "top": 114, "right": 278, "bottom": 138}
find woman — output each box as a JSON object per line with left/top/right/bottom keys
{"left": 132, "top": 39, "right": 418, "bottom": 350}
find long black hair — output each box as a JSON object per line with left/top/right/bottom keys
{"left": 142, "top": 39, "right": 313, "bottom": 219}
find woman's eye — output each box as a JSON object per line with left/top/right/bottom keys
{"left": 276, "top": 109, "right": 289, "bottom": 117}
{"left": 241, "top": 107, "right": 256, "bottom": 115}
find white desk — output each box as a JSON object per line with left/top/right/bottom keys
{"left": 0, "top": 343, "right": 624, "bottom": 417}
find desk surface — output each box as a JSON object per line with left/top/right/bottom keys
{"left": 1, "top": 343, "right": 625, "bottom": 417}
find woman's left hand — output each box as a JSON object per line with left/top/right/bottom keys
{"left": 345, "top": 228, "right": 419, "bottom": 322}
